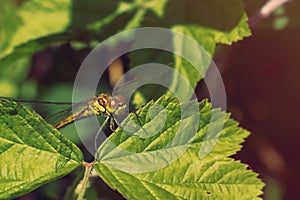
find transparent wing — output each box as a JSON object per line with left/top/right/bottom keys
{"left": 0, "top": 97, "right": 85, "bottom": 125}
{"left": 105, "top": 66, "right": 173, "bottom": 99}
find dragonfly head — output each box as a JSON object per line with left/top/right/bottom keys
{"left": 96, "top": 94, "right": 126, "bottom": 115}
{"left": 110, "top": 95, "right": 126, "bottom": 115}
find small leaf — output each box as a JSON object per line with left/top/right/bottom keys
{"left": 95, "top": 96, "right": 264, "bottom": 199}
{"left": 138, "top": 0, "right": 169, "bottom": 17}
{"left": 168, "top": 13, "right": 251, "bottom": 98}
{"left": 205, "top": 13, "right": 252, "bottom": 45}
{"left": 0, "top": 100, "right": 83, "bottom": 199}
{"left": 273, "top": 17, "right": 290, "bottom": 30}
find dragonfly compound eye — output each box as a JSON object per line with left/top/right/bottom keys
{"left": 110, "top": 98, "right": 119, "bottom": 109}
{"left": 116, "top": 95, "right": 126, "bottom": 106}
{"left": 110, "top": 95, "right": 127, "bottom": 115}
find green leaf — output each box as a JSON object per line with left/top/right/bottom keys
{"left": 0, "top": 56, "right": 31, "bottom": 97}
{"left": 273, "top": 16, "right": 290, "bottom": 30}
{"left": 85, "top": 1, "right": 130, "bottom": 33}
{"left": 121, "top": 0, "right": 169, "bottom": 30}
{"left": 142, "top": 0, "right": 169, "bottom": 17}
{"left": 0, "top": 33, "right": 70, "bottom": 69}
{"left": 169, "top": 25, "right": 216, "bottom": 98}
{"left": 0, "top": 0, "right": 72, "bottom": 63}
{"left": 129, "top": 2, "right": 251, "bottom": 101}
{"left": 0, "top": 1, "right": 34, "bottom": 97}
{"left": 0, "top": 0, "right": 136, "bottom": 54}
{"left": 97, "top": 159, "right": 263, "bottom": 200}
{"left": 205, "top": 13, "right": 252, "bottom": 45}
{"left": 87, "top": 0, "right": 169, "bottom": 33}
{"left": 0, "top": 1, "right": 20, "bottom": 51}
{"left": 95, "top": 96, "right": 264, "bottom": 199}
{"left": 0, "top": 100, "right": 83, "bottom": 199}
{"left": 166, "top": 13, "right": 250, "bottom": 99}
{"left": 140, "top": 0, "right": 247, "bottom": 31}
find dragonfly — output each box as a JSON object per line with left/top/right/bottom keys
{"left": 0, "top": 67, "right": 173, "bottom": 132}
{"left": 0, "top": 93, "right": 129, "bottom": 131}
{"left": 54, "top": 94, "right": 127, "bottom": 130}
{"left": 0, "top": 91, "right": 147, "bottom": 161}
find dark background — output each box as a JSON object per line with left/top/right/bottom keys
{"left": 220, "top": 1, "right": 300, "bottom": 199}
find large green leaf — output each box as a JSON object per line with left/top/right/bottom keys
{"left": 97, "top": 159, "right": 263, "bottom": 200}
{"left": 0, "top": 0, "right": 167, "bottom": 65}
{"left": 95, "top": 96, "right": 264, "bottom": 199}
{"left": 0, "top": 100, "right": 83, "bottom": 199}
{"left": 0, "top": 1, "right": 34, "bottom": 98}
{"left": 0, "top": 0, "right": 73, "bottom": 73}
{"left": 0, "top": 0, "right": 72, "bottom": 60}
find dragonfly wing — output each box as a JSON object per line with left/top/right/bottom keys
{"left": 44, "top": 100, "right": 89, "bottom": 125}
{"left": 0, "top": 97, "right": 84, "bottom": 126}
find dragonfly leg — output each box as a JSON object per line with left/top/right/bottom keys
{"left": 109, "top": 117, "right": 116, "bottom": 131}
{"left": 132, "top": 110, "right": 143, "bottom": 127}
{"left": 132, "top": 110, "right": 152, "bottom": 137}
{"left": 94, "top": 117, "right": 110, "bottom": 161}
{"left": 120, "top": 111, "right": 149, "bottom": 136}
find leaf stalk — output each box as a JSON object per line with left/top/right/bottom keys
{"left": 77, "top": 162, "right": 94, "bottom": 200}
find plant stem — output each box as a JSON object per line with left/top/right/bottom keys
{"left": 77, "top": 162, "right": 94, "bottom": 200}
{"left": 249, "top": 0, "right": 290, "bottom": 27}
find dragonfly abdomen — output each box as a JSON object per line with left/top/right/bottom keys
{"left": 54, "top": 101, "right": 109, "bottom": 129}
